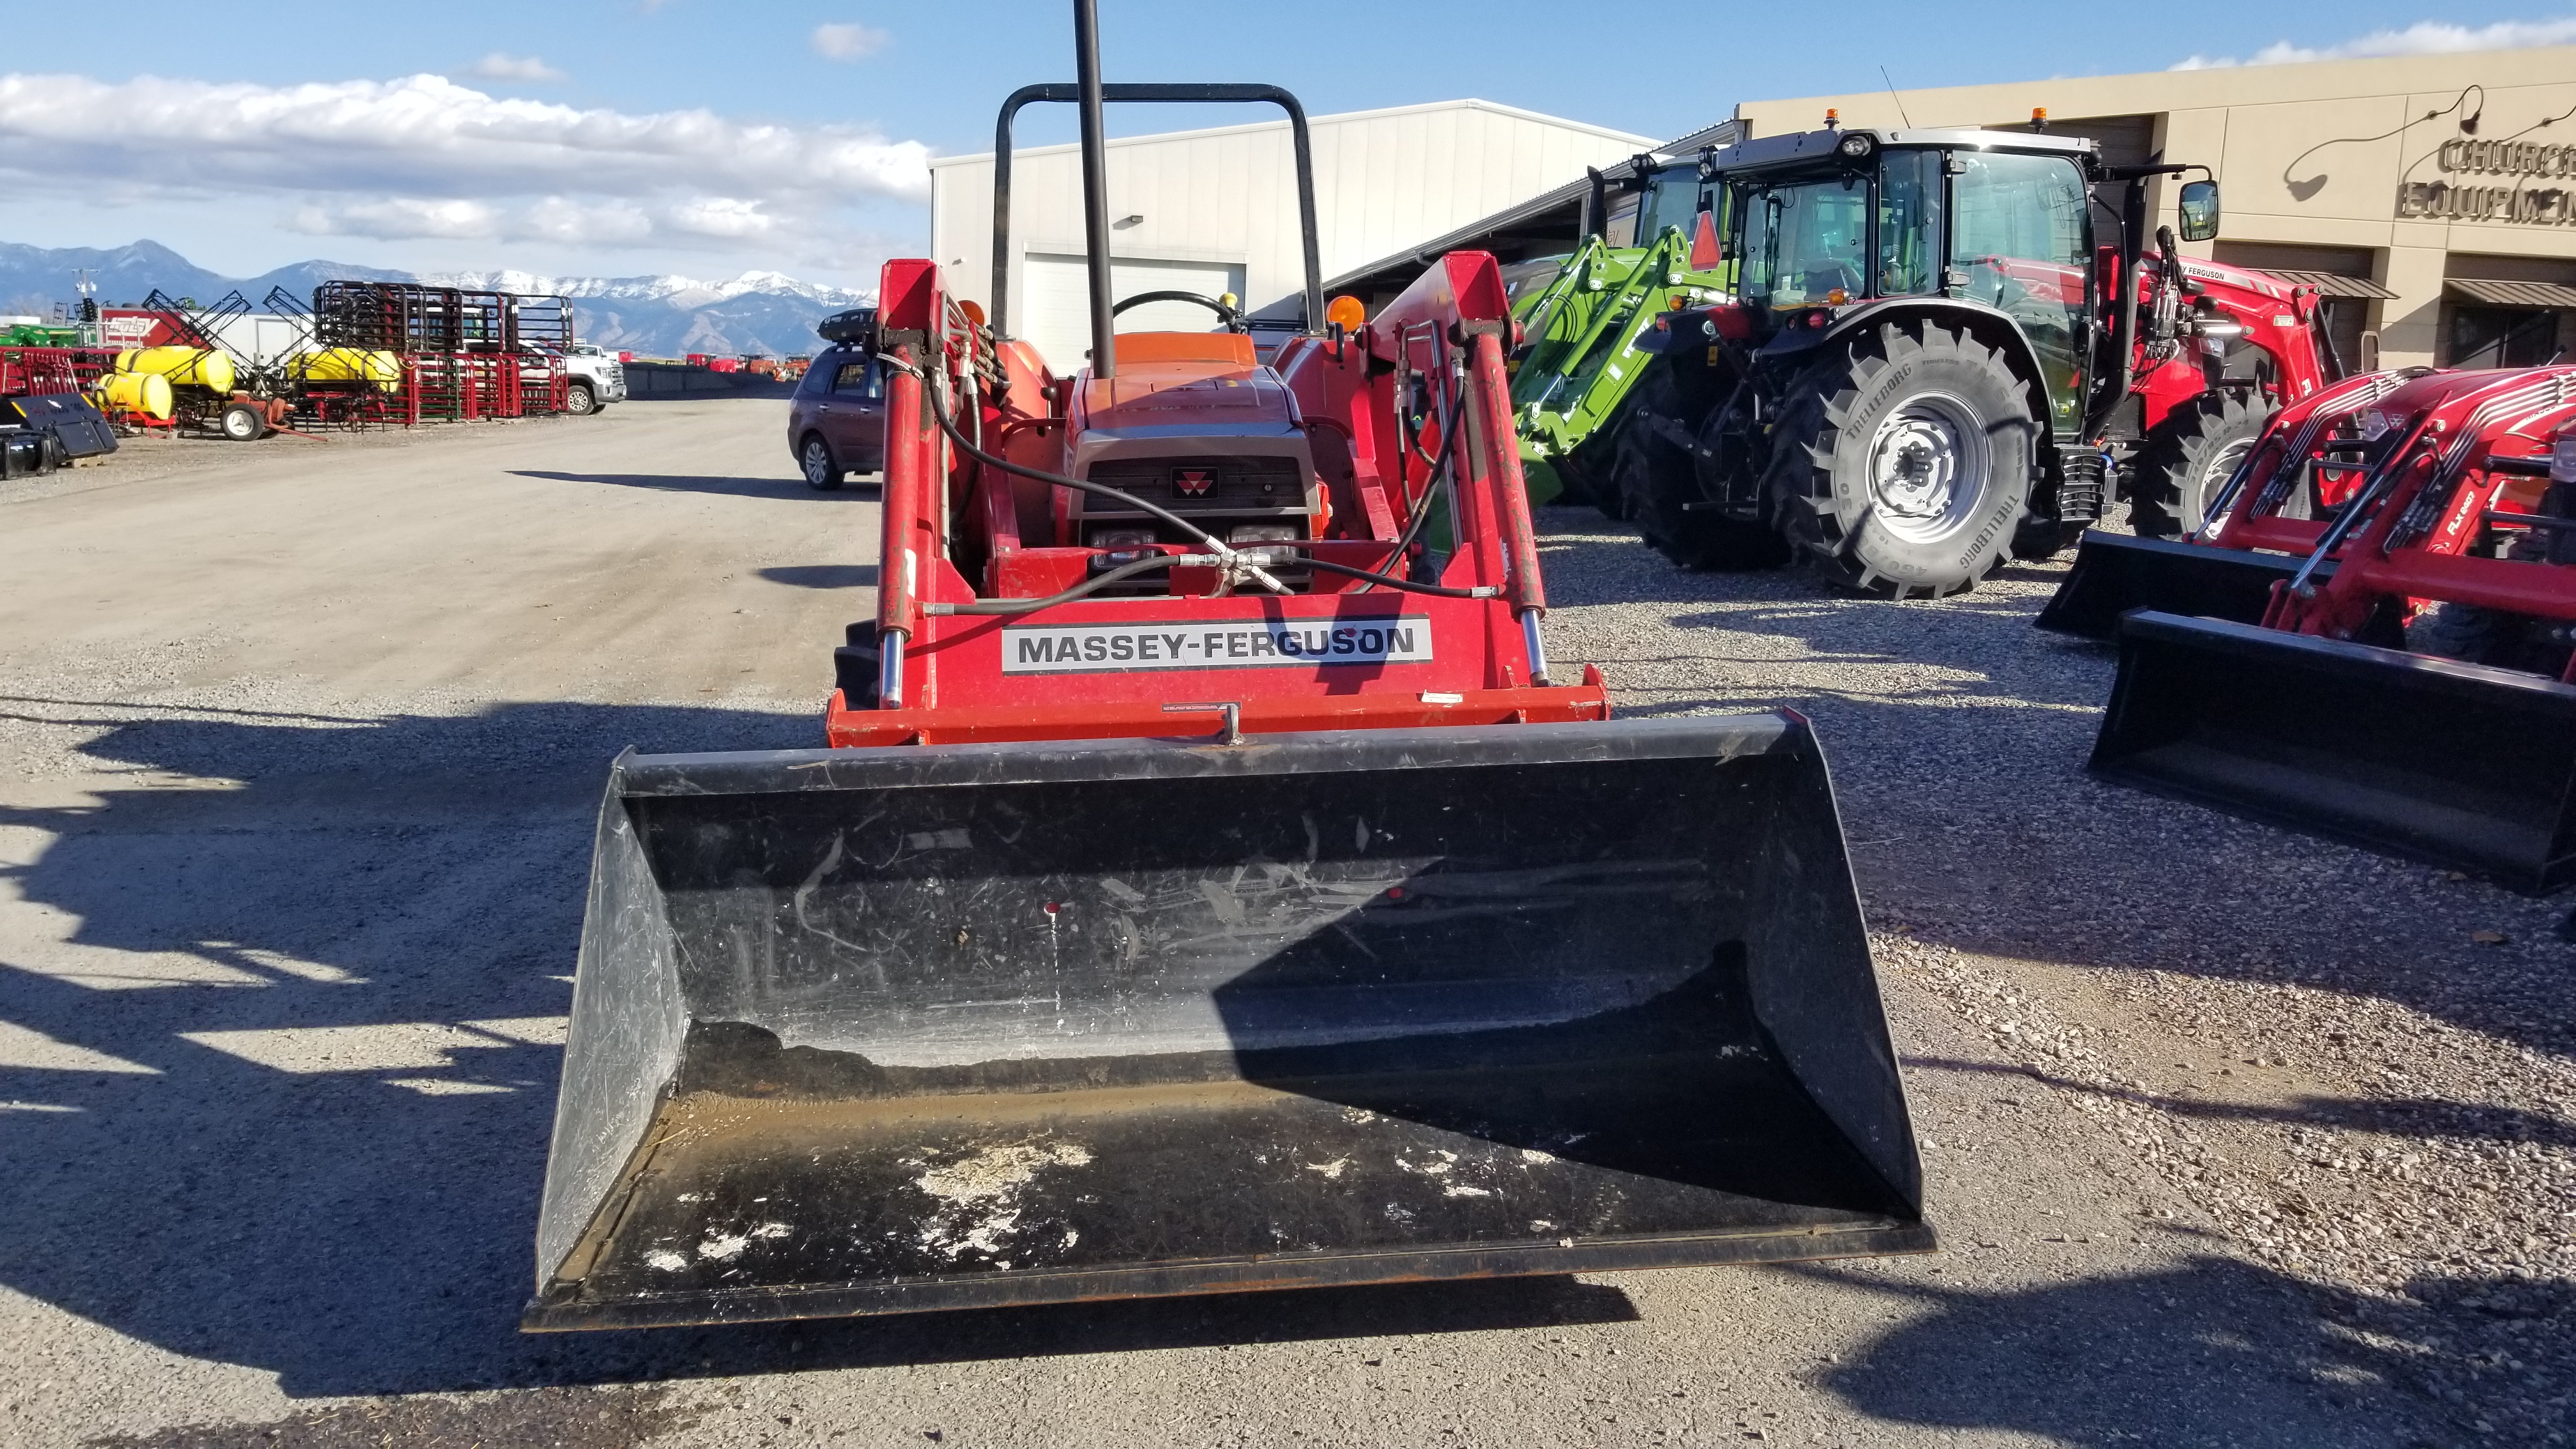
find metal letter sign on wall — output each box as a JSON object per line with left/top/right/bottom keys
{"left": 2398, "top": 141, "right": 2576, "bottom": 225}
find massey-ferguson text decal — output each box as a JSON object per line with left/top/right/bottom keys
{"left": 1001, "top": 617, "right": 1433, "bottom": 673}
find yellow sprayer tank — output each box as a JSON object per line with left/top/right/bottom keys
{"left": 289, "top": 347, "right": 402, "bottom": 393}
{"left": 94, "top": 371, "right": 175, "bottom": 421}
{"left": 116, "top": 346, "right": 236, "bottom": 396}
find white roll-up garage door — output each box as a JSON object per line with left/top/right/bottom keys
{"left": 1020, "top": 253, "right": 1248, "bottom": 375}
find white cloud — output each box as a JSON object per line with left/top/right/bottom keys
{"left": 811, "top": 22, "right": 891, "bottom": 61}
{"left": 467, "top": 52, "right": 567, "bottom": 84}
{"left": 293, "top": 197, "right": 500, "bottom": 240}
{"left": 2174, "top": 14, "right": 2576, "bottom": 68}
{"left": 0, "top": 70, "right": 930, "bottom": 261}
{"left": 0, "top": 72, "right": 928, "bottom": 201}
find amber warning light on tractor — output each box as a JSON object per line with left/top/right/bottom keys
{"left": 1324, "top": 295, "right": 1367, "bottom": 332}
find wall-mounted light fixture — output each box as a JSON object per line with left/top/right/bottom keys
{"left": 1112, "top": 213, "right": 1144, "bottom": 229}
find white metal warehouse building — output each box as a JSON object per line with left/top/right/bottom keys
{"left": 927, "top": 100, "right": 1653, "bottom": 371}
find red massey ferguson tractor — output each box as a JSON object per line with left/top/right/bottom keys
{"left": 1606, "top": 122, "right": 2338, "bottom": 597}
{"left": 521, "top": 20, "right": 1929, "bottom": 1335}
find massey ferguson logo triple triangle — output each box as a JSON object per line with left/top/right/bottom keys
{"left": 1173, "top": 468, "right": 1214, "bottom": 497}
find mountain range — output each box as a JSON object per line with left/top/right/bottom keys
{"left": 0, "top": 240, "right": 873, "bottom": 358}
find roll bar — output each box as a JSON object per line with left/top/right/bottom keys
{"left": 988, "top": 79, "right": 1325, "bottom": 371}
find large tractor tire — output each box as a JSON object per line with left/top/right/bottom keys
{"left": 2129, "top": 392, "right": 2269, "bottom": 538}
{"left": 1610, "top": 413, "right": 1789, "bottom": 572}
{"left": 1767, "top": 321, "right": 2038, "bottom": 598}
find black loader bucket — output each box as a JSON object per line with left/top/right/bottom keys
{"left": 525, "top": 715, "right": 1928, "bottom": 1331}
{"left": 2035, "top": 532, "right": 2402, "bottom": 645}
{"left": 2094, "top": 612, "right": 2576, "bottom": 892}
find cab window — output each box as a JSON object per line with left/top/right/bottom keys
{"left": 1736, "top": 173, "right": 1869, "bottom": 310}
{"left": 832, "top": 358, "right": 882, "bottom": 400}
{"left": 1876, "top": 150, "right": 1943, "bottom": 296}
{"left": 1950, "top": 151, "right": 2091, "bottom": 428}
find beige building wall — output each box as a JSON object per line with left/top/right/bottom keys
{"left": 930, "top": 100, "right": 1652, "bottom": 368}
{"left": 1740, "top": 47, "right": 2576, "bottom": 368}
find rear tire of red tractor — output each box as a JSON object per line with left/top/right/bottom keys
{"left": 1611, "top": 413, "right": 1790, "bottom": 571}
{"left": 2129, "top": 392, "right": 2269, "bottom": 539}
{"left": 1768, "top": 321, "right": 2037, "bottom": 599}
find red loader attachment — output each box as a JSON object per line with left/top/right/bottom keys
{"left": 2091, "top": 367, "right": 2576, "bottom": 889}
{"left": 527, "top": 27, "right": 1924, "bottom": 1333}
{"left": 2037, "top": 367, "right": 2435, "bottom": 641}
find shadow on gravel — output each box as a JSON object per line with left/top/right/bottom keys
{"left": 757, "top": 564, "right": 879, "bottom": 589}
{"left": 1804, "top": 1253, "right": 2564, "bottom": 1446}
{"left": 509, "top": 469, "right": 872, "bottom": 500}
{"left": 82, "top": 1384, "right": 707, "bottom": 1449}
{"left": 1918, "top": 1056, "right": 2576, "bottom": 1151}
{"left": 1535, "top": 521, "right": 2576, "bottom": 1064}
{"left": 0, "top": 698, "right": 1637, "bottom": 1400}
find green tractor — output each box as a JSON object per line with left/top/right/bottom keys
{"left": 1505, "top": 158, "right": 1734, "bottom": 509}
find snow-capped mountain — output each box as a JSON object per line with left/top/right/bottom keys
{"left": 417, "top": 268, "right": 871, "bottom": 310}
{"left": 0, "top": 240, "right": 875, "bottom": 358}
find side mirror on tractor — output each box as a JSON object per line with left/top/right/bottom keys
{"left": 2177, "top": 179, "right": 2221, "bottom": 243}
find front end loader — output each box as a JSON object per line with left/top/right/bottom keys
{"left": 1507, "top": 187, "right": 1729, "bottom": 509}
{"left": 524, "top": 4, "right": 1928, "bottom": 1333}
{"left": 2087, "top": 366, "right": 2576, "bottom": 889}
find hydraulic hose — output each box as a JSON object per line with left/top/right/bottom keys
{"left": 880, "top": 351, "right": 1492, "bottom": 603}
{"left": 1354, "top": 379, "right": 1469, "bottom": 594}
{"left": 928, "top": 548, "right": 1498, "bottom": 615}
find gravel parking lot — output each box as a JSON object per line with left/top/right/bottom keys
{"left": 1, "top": 399, "right": 2568, "bottom": 1446}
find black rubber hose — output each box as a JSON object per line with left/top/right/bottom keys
{"left": 931, "top": 548, "right": 1496, "bottom": 615}
{"left": 880, "top": 353, "right": 1232, "bottom": 550}
{"left": 1355, "top": 381, "right": 1469, "bottom": 594}
{"left": 881, "top": 351, "right": 1488, "bottom": 601}
{"left": 927, "top": 553, "right": 1213, "bottom": 615}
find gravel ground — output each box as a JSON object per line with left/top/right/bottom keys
{"left": 1540, "top": 505, "right": 2576, "bottom": 1443}
{"left": 0, "top": 410, "right": 2567, "bottom": 1445}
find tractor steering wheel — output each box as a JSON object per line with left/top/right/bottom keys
{"left": 1110, "top": 289, "right": 1246, "bottom": 334}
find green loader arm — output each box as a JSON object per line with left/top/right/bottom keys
{"left": 1510, "top": 226, "right": 1728, "bottom": 506}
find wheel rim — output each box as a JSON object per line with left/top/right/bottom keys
{"left": 804, "top": 441, "right": 831, "bottom": 481}
{"left": 1865, "top": 392, "right": 1991, "bottom": 543}
{"left": 2195, "top": 435, "right": 2256, "bottom": 529}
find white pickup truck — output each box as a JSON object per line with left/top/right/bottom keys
{"left": 558, "top": 344, "right": 628, "bottom": 416}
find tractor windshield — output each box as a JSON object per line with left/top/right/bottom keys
{"left": 1636, "top": 165, "right": 1713, "bottom": 243}
{"left": 1737, "top": 174, "right": 1869, "bottom": 310}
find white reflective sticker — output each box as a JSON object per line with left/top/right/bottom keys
{"left": 1002, "top": 617, "right": 1434, "bottom": 674}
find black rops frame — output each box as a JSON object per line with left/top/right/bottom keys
{"left": 988, "top": 82, "right": 1326, "bottom": 374}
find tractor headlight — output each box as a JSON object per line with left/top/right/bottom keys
{"left": 1836, "top": 132, "right": 1876, "bottom": 161}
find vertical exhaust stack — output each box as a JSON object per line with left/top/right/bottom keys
{"left": 526, "top": 719, "right": 1928, "bottom": 1331}
{"left": 1073, "top": 0, "right": 1117, "bottom": 379}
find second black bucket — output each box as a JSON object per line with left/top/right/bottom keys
{"left": 2094, "top": 611, "right": 2576, "bottom": 891}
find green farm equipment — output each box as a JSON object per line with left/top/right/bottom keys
{"left": 1511, "top": 220, "right": 1729, "bottom": 509}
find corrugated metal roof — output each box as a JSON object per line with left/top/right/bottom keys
{"left": 2261, "top": 269, "right": 2396, "bottom": 300}
{"left": 927, "top": 98, "right": 1656, "bottom": 169}
{"left": 1322, "top": 120, "right": 1742, "bottom": 294}
{"left": 2447, "top": 277, "right": 2576, "bottom": 310}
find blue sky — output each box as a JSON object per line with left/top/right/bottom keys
{"left": 0, "top": 0, "right": 2566, "bottom": 287}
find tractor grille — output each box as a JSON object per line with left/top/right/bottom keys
{"left": 1083, "top": 456, "right": 1308, "bottom": 514}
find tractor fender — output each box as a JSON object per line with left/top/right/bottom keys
{"left": 1759, "top": 298, "right": 2056, "bottom": 434}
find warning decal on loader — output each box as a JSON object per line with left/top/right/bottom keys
{"left": 1001, "top": 617, "right": 1434, "bottom": 674}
